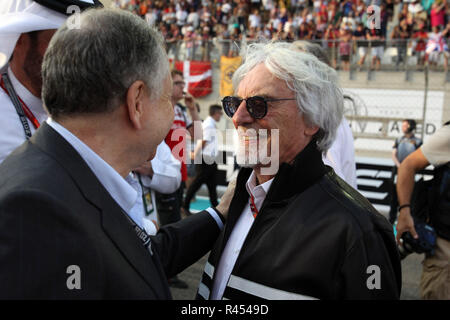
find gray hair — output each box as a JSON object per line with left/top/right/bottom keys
{"left": 42, "top": 8, "right": 169, "bottom": 118}
{"left": 232, "top": 41, "right": 343, "bottom": 152}
{"left": 290, "top": 40, "right": 331, "bottom": 66}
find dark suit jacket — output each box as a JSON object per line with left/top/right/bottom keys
{"left": 0, "top": 123, "right": 221, "bottom": 299}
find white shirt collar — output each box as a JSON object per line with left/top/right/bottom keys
{"left": 46, "top": 118, "right": 140, "bottom": 222}
{"left": 245, "top": 170, "right": 274, "bottom": 212}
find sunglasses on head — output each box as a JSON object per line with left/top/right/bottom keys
{"left": 221, "top": 96, "right": 296, "bottom": 119}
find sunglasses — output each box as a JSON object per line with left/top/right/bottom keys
{"left": 221, "top": 96, "right": 296, "bottom": 119}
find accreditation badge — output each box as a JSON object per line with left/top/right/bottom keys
{"left": 143, "top": 189, "right": 154, "bottom": 216}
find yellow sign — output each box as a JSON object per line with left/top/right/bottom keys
{"left": 220, "top": 56, "right": 242, "bottom": 97}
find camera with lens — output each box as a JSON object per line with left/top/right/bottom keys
{"left": 397, "top": 221, "right": 437, "bottom": 260}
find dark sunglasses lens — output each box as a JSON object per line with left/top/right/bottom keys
{"left": 247, "top": 97, "right": 267, "bottom": 119}
{"left": 223, "top": 97, "right": 240, "bottom": 117}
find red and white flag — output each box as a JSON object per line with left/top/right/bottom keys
{"left": 174, "top": 60, "right": 212, "bottom": 98}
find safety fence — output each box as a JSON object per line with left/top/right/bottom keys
{"left": 166, "top": 38, "right": 449, "bottom": 72}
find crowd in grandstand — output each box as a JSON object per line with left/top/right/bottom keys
{"left": 114, "top": 0, "right": 450, "bottom": 70}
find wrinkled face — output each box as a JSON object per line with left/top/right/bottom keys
{"left": 143, "top": 74, "right": 174, "bottom": 160}
{"left": 233, "top": 63, "right": 316, "bottom": 173}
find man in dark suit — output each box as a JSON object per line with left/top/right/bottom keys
{"left": 0, "top": 8, "right": 231, "bottom": 299}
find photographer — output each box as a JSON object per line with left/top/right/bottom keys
{"left": 390, "top": 119, "right": 422, "bottom": 224}
{"left": 396, "top": 122, "right": 450, "bottom": 300}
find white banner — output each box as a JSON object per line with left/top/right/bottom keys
{"left": 343, "top": 88, "right": 444, "bottom": 152}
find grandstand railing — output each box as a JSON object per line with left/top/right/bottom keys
{"left": 166, "top": 39, "right": 449, "bottom": 73}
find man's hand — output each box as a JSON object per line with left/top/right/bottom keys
{"left": 133, "top": 162, "right": 154, "bottom": 178}
{"left": 151, "top": 219, "right": 159, "bottom": 232}
{"left": 184, "top": 92, "right": 196, "bottom": 111}
{"left": 215, "top": 178, "right": 237, "bottom": 220}
{"left": 395, "top": 207, "right": 418, "bottom": 244}
{"left": 396, "top": 148, "right": 429, "bottom": 244}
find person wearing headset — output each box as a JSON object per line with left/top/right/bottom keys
{"left": 390, "top": 119, "right": 423, "bottom": 224}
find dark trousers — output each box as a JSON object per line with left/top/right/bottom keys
{"left": 184, "top": 163, "right": 218, "bottom": 209}
{"left": 156, "top": 182, "right": 185, "bottom": 226}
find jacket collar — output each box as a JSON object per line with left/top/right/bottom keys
{"left": 30, "top": 122, "right": 171, "bottom": 298}
{"left": 235, "top": 139, "right": 327, "bottom": 204}
{"left": 221, "top": 139, "right": 328, "bottom": 254}
{"left": 265, "top": 139, "right": 328, "bottom": 203}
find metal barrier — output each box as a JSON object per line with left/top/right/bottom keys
{"left": 166, "top": 38, "right": 449, "bottom": 72}
{"left": 168, "top": 39, "right": 446, "bottom": 156}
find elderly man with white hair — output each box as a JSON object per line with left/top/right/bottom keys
{"left": 196, "top": 41, "right": 401, "bottom": 300}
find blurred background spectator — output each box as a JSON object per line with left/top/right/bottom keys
{"left": 114, "top": 0, "right": 450, "bottom": 70}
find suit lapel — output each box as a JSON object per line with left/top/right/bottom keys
{"left": 31, "top": 123, "right": 170, "bottom": 298}
{"left": 100, "top": 198, "right": 172, "bottom": 299}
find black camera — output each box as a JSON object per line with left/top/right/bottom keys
{"left": 397, "top": 222, "right": 437, "bottom": 260}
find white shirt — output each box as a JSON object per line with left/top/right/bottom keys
{"left": 201, "top": 116, "right": 219, "bottom": 163}
{"left": 422, "top": 124, "right": 450, "bottom": 167}
{"left": 323, "top": 117, "right": 357, "bottom": 189}
{"left": 187, "top": 12, "right": 200, "bottom": 29}
{"left": 140, "top": 141, "right": 181, "bottom": 195}
{"left": 176, "top": 9, "right": 188, "bottom": 26}
{"left": 211, "top": 171, "right": 274, "bottom": 300}
{"left": 138, "top": 141, "right": 181, "bottom": 234}
{"left": 248, "top": 13, "right": 261, "bottom": 29}
{"left": 47, "top": 118, "right": 145, "bottom": 228}
{"left": 46, "top": 119, "right": 224, "bottom": 237}
{"left": 0, "top": 67, "right": 49, "bottom": 164}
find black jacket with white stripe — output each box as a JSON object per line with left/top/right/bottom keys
{"left": 197, "top": 141, "right": 402, "bottom": 300}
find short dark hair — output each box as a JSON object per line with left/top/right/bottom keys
{"left": 171, "top": 69, "right": 183, "bottom": 79}
{"left": 209, "top": 104, "right": 222, "bottom": 116}
{"left": 404, "top": 119, "right": 416, "bottom": 132}
{"left": 42, "top": 9, "right": 168, "bottom": 118}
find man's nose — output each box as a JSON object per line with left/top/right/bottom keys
{"left": 232, "top": 100, "right": 254, "bottom": 128}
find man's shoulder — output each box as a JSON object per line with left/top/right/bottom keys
{"left": 422, "top": 124, "right": 450, "bottom": 166}
{"left": 202, "top": 116, "right": 216, "bottom": 129}
{"left": 314, "top": 173, "right": 388, "bottom": 233}
{"left": 0, "top": 140, "right": 75, "bottom": 197}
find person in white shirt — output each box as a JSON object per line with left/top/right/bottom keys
{"left": 183, "top": 104, "right": 223, "bottom": 215}
{"left": 133, "top": 141, "right": 182, "bottom": 236}
{"left": 0, "top": 0, "right": 102, "bottom": 164}
{"left": 248, "top": 9, "right": 261, "bottom": 29}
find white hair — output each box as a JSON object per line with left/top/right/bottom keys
{"left": 232, "top": 41, "right": 344, "bottom": 152}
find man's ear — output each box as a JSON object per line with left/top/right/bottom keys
{"left": 305, "top": 124, "right": 320, "bottom": 137}
{"left": 125, "top": 80, "right": 147, "bottom": 130}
